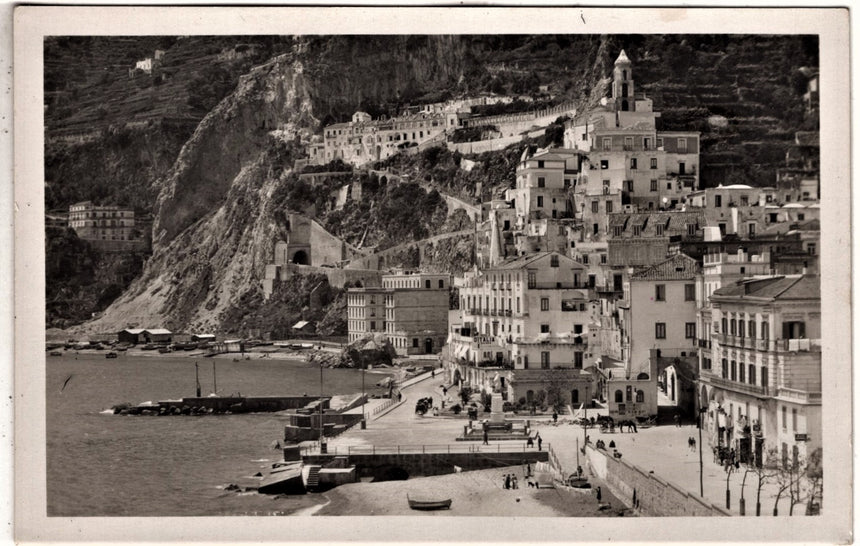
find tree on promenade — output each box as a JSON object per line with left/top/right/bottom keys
{"left": 747, "top": 447, "right": 780, "bottom": 516}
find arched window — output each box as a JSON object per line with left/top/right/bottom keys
{"left": 636, "top": 390, "right": 644, "bottom": 403}
{"left": 614, "top": 390, "right": 623, "bottom": 403}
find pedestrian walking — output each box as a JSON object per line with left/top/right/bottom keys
{"left": 526, "top": 461, "right": 531, "bottom": 477}
{"left": 596, "top": 486, "right": 602, "bottom": 502}
{"left": 552, "top": 411, "right": 558, "bottom": 424}
{"left": 512, "top": 475, "right": 518, "bottom": 489}
{"left": 443, "top": 386, "right": 448, "bottom": 396}
{"left": 505, "top": 474, "right": 511, "bottom": 489}
{"left": 537, "top": 434, "right": 543, "bottom": 451}
{"left": 431, "top": 370, "right": 435, "bottom": 378}
{"left": 482, "top": 429, "right": 489, "bottom": 445}
{"left": 674, "top": 413, "right": 681, "bottom": 427}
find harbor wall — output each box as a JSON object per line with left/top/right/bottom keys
{"left": 160, "top": 395, "right": 326, "bottom": 413}
{"left": 303, "top": 450, "right": 549, "bottom": 480}
{"left": 585, "top": 444, "right": 730, "bottom": 517}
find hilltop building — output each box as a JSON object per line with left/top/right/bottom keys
{"left": 564, "top": 50, "right": 701, "bottom": 212}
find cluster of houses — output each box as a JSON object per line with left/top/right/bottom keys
{"left": 345, "top": 50, "right": 821, "bottom": 469}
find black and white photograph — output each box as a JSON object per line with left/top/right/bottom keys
{"left": 11, "top": 5, "right": 851, "bottom": 544}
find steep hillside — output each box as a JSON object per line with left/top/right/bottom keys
{"left": 51, "top": 34, "right": 816, "bottom": 333}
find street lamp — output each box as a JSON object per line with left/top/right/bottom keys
{"left": 698, "top": 406, "right": 707, "bottom": 498}
{"left": 361, "top": 365, "right": 367, "bottom": 429}
{"left": 319, "top": 360, "right": 325, "bottom": 453}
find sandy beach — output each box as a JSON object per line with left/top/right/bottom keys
{"left": 313, "top": 467, "right": 630, "bottom": 517}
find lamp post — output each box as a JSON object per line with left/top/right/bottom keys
{"left": 361, "top": 365, "right": 367, "bottom": 429}
{"left": 319, "top": 361, "right": 325, "bottom": 453}
{"left": 698, "top": 406, "right": 707, "bottom": 497}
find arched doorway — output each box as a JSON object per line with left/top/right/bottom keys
{"left": 621, "top": 99, "right": 629, "bottom": 111}
{"left": 292, "top": 250, "right": 309, "bottom": 265}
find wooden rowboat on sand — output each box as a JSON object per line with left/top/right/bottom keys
{"left": 407, "top": 494, "right": 452, "bottom": 511}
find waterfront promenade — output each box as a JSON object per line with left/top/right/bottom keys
{"left": 326, "top": 374, "right": 811, "bottom": 517}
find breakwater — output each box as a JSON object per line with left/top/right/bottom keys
{"left": 114, "top": 395, "right": 328, "bottom": 415}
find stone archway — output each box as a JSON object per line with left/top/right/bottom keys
{"left": 292, "top": 250, "right": 309, "bottom": 265}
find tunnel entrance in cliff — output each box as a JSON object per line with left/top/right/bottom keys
{"left": 292, "top": 250, "right": 309, "bottom": 265}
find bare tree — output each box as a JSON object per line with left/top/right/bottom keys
{"left": 745, "top": 447, "right": 781, "bottom": 516}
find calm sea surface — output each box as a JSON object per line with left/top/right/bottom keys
{"left": 46, "top": 353, "right": 394, "bottom": 516}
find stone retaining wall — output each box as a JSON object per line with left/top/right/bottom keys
{"left": 585, "top": 444, "right": 730, "bottom": 516}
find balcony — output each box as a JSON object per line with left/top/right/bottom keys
{"left": 697, "top": 339, "right": 712, "bottom": 349}
{"left": 713, "top": 334, "right": 821, "bottom": 353}
{"left": 702, "top": 374, "right": 768, "bottom": 397}
{"left": 505, "top": 309, "right": 512, "bottom": 317}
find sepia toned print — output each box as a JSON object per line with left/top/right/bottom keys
{"left": 14, "top": 6, "right": 851, "bottom": 544}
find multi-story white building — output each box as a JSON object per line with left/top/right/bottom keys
{"left": 564, "top": 50, "right": 700, "bottom": 213}
{"left": 68, "top": 201, "right": 138, "bottom": 242}
{"left": 699, "top": 274, "right": 821, "bottom": 468}
{"left": 446, "top": 252, "right": 598, "bottom": 408}
{"left": 347, "top": 272, "right": 450, "bottom": 355}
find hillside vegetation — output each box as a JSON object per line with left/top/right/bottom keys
{"left": 46, "top": 34, "right": 817, "bottom": 333}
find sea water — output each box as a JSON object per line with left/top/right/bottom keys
{"left": 46, "top": 353, "right": 393, "bottom": 516}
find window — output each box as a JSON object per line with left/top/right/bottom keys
{"left": 656, "top": 224, "right": 664, "bottom": 236}
{"left": 626, "top": 386, "right": 633, "bottom": 402}
{"left": 541, "top": 352, "right": 550, "bottom": 369}
{"left": 739, "top": 320, "right": 746, "bottom": 338}
{"left": 574, "top": 352, "right": 583, "bottom": 369}
{"left": 650, "top": 179, "right": 658, "bottom": 192}
{"left": 749, "top": 365, "right": 756, "bottom": 385}
{"left": 667, "top": 182, "right": 672, "bottom": 190}
{"left": 615, "top": 390, "right": 623, "bottom": 403}
{"left": 630, "top": 157, "right": 638, "bottom": 169}
{"left": 792, "top": 408, "right": 797, "bottom": 431}
{"left": 538, "top": 177, "right": 546, "bottom": 188}
{"left": 592, "top": 200, "right": 599, "bottom": 213}
{"left": 761, "top": 321, "right": 769, "bottom": 340}
{"left": 601, "top": 254, "right": 607, "bottom": 264}
{"left": 633, "top": 225, "right": 642, "bottom": 236}
{"left": 606, "top": 200, "right": 613, "bottom": 213}
{"left": 761, "top": 366, "right": 768, "bottom": 388}
{"left": 537, "top": 196, "right": 544, "bottom": 208}
{"left": 685, "top": 323, "right": 696, "bottom": 339}
{"left": 600, "top": 159, "right": 609, "bottom": 169}
{"left": 370, "top": 321, "right": 376, "bottom": 330}
{"left": 538, "top": 160, "right": 545, "bottom": 168}
{"left": 650, "top": 158, "right": 658, "bottom": 169}
{"left": 602, "top": 138, "right": 611, "bottom": 151}
{"left": 624, "top": 136, "right": 634, "bottom": 149}
{"left": 807, "top": 243, "right": 816, "bottom": 256}
{"left": 715, "top": 195, "right": 722, "bottom": 208}
{"left": 782, "top": 406, "right": 787, "bottom": 430}
{"left": 636, "top": 390, "right": 645, "bottom": 403}
{"left": 523, "top": 356, "right": 529, "bottom": 369}
{"left": 740, "top": 195, "right": 749, "bottom": 207}
{"left": 797, "top": 213, "right": 805, "bottom": 221}
{"left": 685, "top": 284, "right": 695, "bottom": 301}
{"left": 582, "top": 254, "right": 589, "bottom": 265}
{"left": 655, "top": 284, "right": 666, "bottom": 301}
{"left": 730, "top": 318, "right": 737, "bottom": 335}
{"left": 438, "top": 279, "right": 444, "bottom": 288}
{"left": 721, "top": 358, "right": 728, "bottom": 379}
{"left": 626, "top": 180, "right": 634, "bottom": 192}
{"left": 613, "top": 225, "right": 623, "bottom": 237}
{"left": 655, "top": 138, "right": 662, "bottom": 149}
{"left": 550, "top": 255, "right": 559, "bottom": 267}
{"left": 687, "top": 223, "right": 697, "bottom": 236}
{"left": 412, "top": 338, "right": 419, "bottom": 348}
{"left": 541, "top": 298, "right": 549, "bottom": 311}
{"left": 527, "top": 272, "right": 536, "bottom": 289}
{"left": 678, "top": 138, "right": 687, "bottom": 152}
{"left": 425, "top": 279, "right": 431, "bottom": 289}
{"left": 655, "top": 322, "right": 666, "bottom": 339}
{"left": 731, "top": 361, "right": 737, "bottom": 381}
{"left": 739, "top": 362, "right": 745, "bottom": 382}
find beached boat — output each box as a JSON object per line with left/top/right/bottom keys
{"left": 49, "top": 351, "right": 62, "bottom": 357}
{"left": 407, "top": 494, "right": 452, "bottom": 511}
{"left": 105, "top": 352, "right": 118, "bottom": 359}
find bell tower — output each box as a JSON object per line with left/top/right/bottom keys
{"left": 612, "top": 50, "right": 635, "bottom": 112}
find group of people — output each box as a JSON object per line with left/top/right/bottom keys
{"left": 525, "top": 432, "right": 542, "bottom": 451}
{"left": 502, "top": 473, "right": 519, "bottom": 490}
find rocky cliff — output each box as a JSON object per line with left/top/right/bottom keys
{"left": 53, "top": 34, "right": 816, "bottom": 334}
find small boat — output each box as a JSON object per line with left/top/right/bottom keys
{"left": 49, "top": 351, "right": 62, "bottom": 357}
{"left": 407, "top": 494, "right": 452, "bottom": 511}
{"left": 105, "top": 352, "right": 118, "bottom": 359}
{"left": 158, "top": 347, "right": 172, "bottom": 354}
